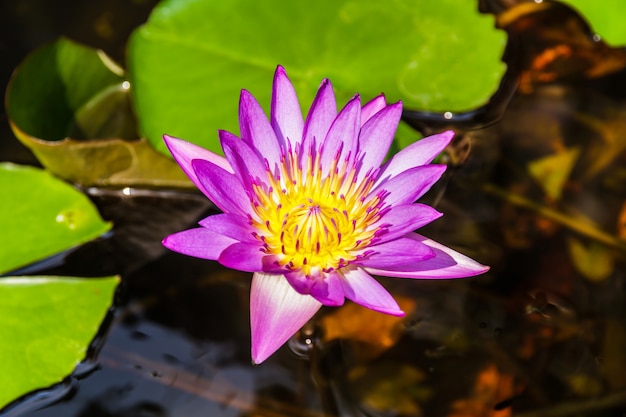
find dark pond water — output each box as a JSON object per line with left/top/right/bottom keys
{"left": 1, "top": 1, "right": 626, "bottom": 416}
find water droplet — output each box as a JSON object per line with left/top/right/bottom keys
{"left": 288, "top": 322, "right": 323, "bottom": 359}
{"left": 55, "top": 211, "right": 76, "bottom": 230}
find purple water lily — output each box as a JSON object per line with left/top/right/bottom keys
{"left": 162, "top": 66, "right": 488, "bottom": 363}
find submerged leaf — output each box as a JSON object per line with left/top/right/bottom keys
{"left": 129, "top": 0, "right": 506, "bottom": 155}
{"left": 566, "top": 237, "right": 614, "bottom": 282}
{"left": 322, "top": 297, "right": 415, "bottom": 360}
{"left": 601, "top": 320, "right": 626, "bottom": 390}
{"left": 0, "top": 163, "right": 111, "bottom": 274}
{"left": 5, "top": 38, "right": 191, "bottom": 187}
{"left": 449, "top": 364, "right": 514, "bottom": 417}
{"left": 0, "top": 275, "right": 118, "bottom": 408}
{"left": 527, "top": 147, "right": 580, "bottom": 200}
{"left": 348, "top": 363, "right": 429, "bottom": 416}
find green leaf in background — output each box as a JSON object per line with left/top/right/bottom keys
{"left": 0, "top": 163, "right": 111, "bottom": 274}
{"left": 0, "top": 275, "right": 118, "bottom": 408}
{"left": 129, "top": 0, "right": 506, "bottom": 155}
{"left": 6, "top": 37, "right": 126, "bottom": 142}
{"left": 561, "top": 0, "right": 626, "bottom": 46}
{"left": 5, "top": 38, "right": 191, "bottom": 187}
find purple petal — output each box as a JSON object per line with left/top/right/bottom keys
{"left": 377, "top": 131, "right": 454, "bottom": 184}
{"left": 354, "top": 237, "right": 434, "bottom": 269}
{"left": 218, "top": 242, "right": 265, "bottom": 272}
{"left": 301, "top": 79, "right": 336, "bottom": 154}
{"left": 198, "top": 213, "right": 257, "bottom": 243}
{"left": 219, "top": 130, "right": 268, "bottom": 188}
{"left": 369, "top": 203, "right": 443, "bottom": 245}
{"left": 361, "top": 95, "right": 387, "bottom": 125}
{"left": 271, "top": 66, "right": 304, "bottom": 147}
{"left": 162, "top": 228, "right": 237, "bottom": 260}
{"left": 364, "top": 233, "right": 490, "bottom": 279}
{"left": 371, "top": 165, "right": 446, "bottom": 206}
{"left": 163, "top": 135, "right": 233, "bottom": 195}
{"left": 340, "top": 267, "right": 404, "bottom": 316}
{"left": 319, "top": 95, "right": 361, "bottom": 171}
{"left": 357, "top": 101, "right": 402, "bottom": 173}
{"left": 285, "top": 271, "right": 345, "bottom": 306}
{"left": 192, "top": 159, "right": 251, "bottom": 216}
{"left": 250, "top": 272, "right": 322, "bottom": 364}
{"left": 239, "top": 90, "right": 282, "bottom": 169}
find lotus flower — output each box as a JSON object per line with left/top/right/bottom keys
{"left": 162, "top": 66, "right": 488, "bottom": 363}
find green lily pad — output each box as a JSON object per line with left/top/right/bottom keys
{"left": 129, "top": 0, "right": 506, "bottom": 156}
{"left": 561, "top": 0, "right": 626, "bottom": 46}
{"left": 5, "top": 38, "right": 191, "bottom": 187}
{"left": 0, "top": 275, "right": 118, "bottom": 408}
{"left": 0, "top": 163, "right": 111, "bottom": 274}
{"left": 6, "top": 37, "right": 126, "bottom": 142}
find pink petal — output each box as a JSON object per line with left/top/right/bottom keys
{"left": 357, "top": 101, "right": 402, "bottom": 174}
{"left": 250, "top": 272, "right": 322, "bottom": 364}
{"left": 376, "top": 130, "right": 454, "bottom": 184}
{"left": 219, "top": 130, "right": 267, "bottom": 188}
{"left": 319, "top": 95, "right": 361, "bottom": 172}
{"left": 371, "top": 165, "right": 447, "bottom": 206}
{"left": 364, "top": 233, "right": 490, "bottom": 279}
{"left": 369, "top": 203, "right": 443, "bottom": 245}
{"left": 218, "top": 242, "right": 265, "bottom": 272}
{"left": 285, "top": 271, "right": 345, "bottom": 306}
{"left": 192, "top": 159, "right": 251, "bottom": 216}
{"left": 162, "top": 228, "right": 237, "bottom": 260}
{"left": 340, "top": 267, "right": 404, "bottom": 316}
{"left": 301, "top": 79, "right": 336, "bottom": 154}
{"left": 271, "top": 66, "right": 304, "bottom": 147}
{"left": 163, "top": 135, "right": 233, "bottom": 195}
{"left": 361, "top": 94, "right": 387, "bottom": 125}
{"left": 354, "top": 236, "right": 435, "bottom": 269}
{"left": 198, "top": 213, "right": 257, "bottom": 243}
{"left": 239, "top": 90, "right": 282, "bottom": 169}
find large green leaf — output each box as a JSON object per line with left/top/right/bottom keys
{"left": 5, "top": 38, "right": 191, "bottom": 187}
{"left": 0, "top": 163, "right": 111, "bottom": 274}
{"left": 129, "top": 0, "right": 506, "bottom": 155}
{"left": 561, "top": 0, "right": 626, "bottom": 46}
{"left": 0, "top": 275, "right": 118, "bottom": 408}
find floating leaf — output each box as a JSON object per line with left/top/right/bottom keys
{"left": 0, "top": 275, "right": 118, "bottom": 408}
{"left": 6, "top": 37, "right": 123, "bottom": 141}
{"left": 128, "top": 0, "right": 506, "bottom": 155}
{"left": 5, "top": 37, "right": 191, "bottom": 187}
{"left": 0, "top": 163, "right": 111, "bottom": 274}
{"left": 561, "top": 0, "right": 626, "bottom": 46}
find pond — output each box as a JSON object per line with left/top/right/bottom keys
{"left": 1, "top": 1, "right": 625, "bottom": 416}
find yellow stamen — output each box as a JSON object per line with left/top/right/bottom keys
{"left": 250, "top": 144, "right": 385, "bottom": 276}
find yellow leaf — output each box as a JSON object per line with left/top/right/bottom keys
{"left": 527, "top": 147, "right": 580, "bottom": 200}
{"left": 566, "top": 236, "right": 614, "bottom": 282}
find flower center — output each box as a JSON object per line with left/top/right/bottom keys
{"left": 249, "top": 143, "right": 386, "bottom": 276}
